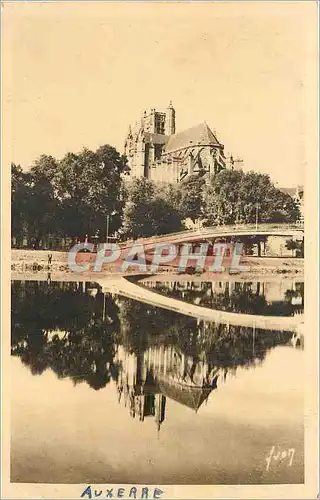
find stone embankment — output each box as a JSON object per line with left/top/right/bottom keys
{"left": 11, "top": 249, "right": 304, "bottom": 281}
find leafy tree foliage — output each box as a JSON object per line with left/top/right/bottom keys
{"left": 159, "top": 175, "right": 205, "bottom": 222}
{"left": 177, "top": 175, "right": 206, "bottom": 221}
{"left": 12, "top": 146, "right": 302, "bottom": 248}
{"left": 121, "top": 169, "right": 301, "bottom": 240}
{"left": 121, "top": 178, "right": 182, "bottom": 239}
{"left": 12, "top": 145, "right": 127, "bottom": 247}
{"left": 203, "top": 170, "right": 300, "bottom": 226}
{"left": 12, "top": 164, "right": 32, "bottom": 244}
{"left": 11, "top": 163, "right": 59, "bottom": 247}
{"left": 285, "top": 238, "right": 304, "bottom": 257}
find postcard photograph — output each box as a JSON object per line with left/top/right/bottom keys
{"left": 1, "top": 1, "right": 318, "bottom": 499}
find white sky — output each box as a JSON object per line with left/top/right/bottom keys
{"left": 3, "top": 2, "right": 317, "bottom": 187}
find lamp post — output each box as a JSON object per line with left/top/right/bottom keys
{"left": 106, "top": 210, "right": 117, "bottom": 243}
{"left": 106, "top": 215, "right": 110, "bottom": 243}
{"left": 255, "top": 203, "right": 260, "bottom": 231}
{"left": 253, "top": 326, "right": 256, "bottom": 356}
{"left": 92, "top": 230, "right": 100, "bottom": 252}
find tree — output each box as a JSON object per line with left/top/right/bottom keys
{"left": 285, "top": 238, "right": 304, "bottom": 257}
{"left": 203, "top": 169, "right": 300, "bottom": 226}
{"left": 53, "top": 146, "right": 127, "bottom": 239}
{"left": 11, "top": 164, "right": 32, "bottom": 246}
{"left": 122, "top": 178, "right": 182, "bottom": 239}
{"left": 28, "top": 170, "right": 60, "bottom": 246}
{"left": 12, "top": 145, "right": 128, "bottom": 247}
{"left": 158, "top": 183, "right": 182, "bottom": 214}
{"left": 11, "top": 163, "right": 60, "bottom": 248}
{"left": 285, "top": 238, "right": 298, "bottom": 257}
{"left": 30, "top": 155, "right": 58, "bottom": 185}
{"left": 20, "top": 144, "right": 128, "bottom": 243}
{"left": 177, "top": 175, "right": 205, "bottom": 222}
{"left": 204, "top": 169, "right": 244, "bottom": 225}
{"left": 150, "top": 197, "right": 182, "bottom": 235}
{"left": 158, "top": 176, "right": 205, "bottom": 223}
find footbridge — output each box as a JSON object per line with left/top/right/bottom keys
{"left": 120, "top": 223, "right": 304, "bottom": 251}
{"left": 99, "top": 275, "right": 304, "bottom": 333}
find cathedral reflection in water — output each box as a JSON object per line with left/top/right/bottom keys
{"left": 11, "top": 279, "right": 303, "bottom": 432}
{"left": 116, "top": 343, "right": 229, "bottom": 430}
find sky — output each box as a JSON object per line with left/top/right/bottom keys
{"left": 2, "top": 1, "right": 317, "bottom": 187}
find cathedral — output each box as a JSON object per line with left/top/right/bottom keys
{"left": 124, "top": 102, "right": 227, "bottom": 183}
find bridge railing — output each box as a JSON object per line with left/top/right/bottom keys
{"left": 120, "top": 222, "right": 304, "bottom": 247}
{"left": 199, "top": 223, "right": 304, "bottom": 233}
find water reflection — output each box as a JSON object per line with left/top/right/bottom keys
{"left": 12, "top": 280, "right": 301, "bottom": 403}
{"left": 115, "top": 295, "right": 301, "bottom": 426}
{"left": 140, "top": 279, "right": 304, "bottom": 317}
{"left": 11, "top": 280, "right": 304, "bottom": 484}
{"left": 116, "top": 343, "right": 219, "bottom": 428}
{"left": 11, "top": 281, "right": 120, "bottom": 387}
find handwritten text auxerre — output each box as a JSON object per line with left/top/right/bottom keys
{"left": 80, "top": 486, "right": 164, "bottom": 499}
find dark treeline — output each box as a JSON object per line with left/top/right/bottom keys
{"left": 12, "top": 145, "right": 127, "bottom": 249}
{"left": 143, "top": 281, "right": 304, "bottom": 317}
{"left": 12, "top": 145, "right": 300, "bottom": 249}
{"left": 11, "top": 280, "right": 294, "bottom": 390}
{"left": 11, "top": 280, "right": 121, "bottom": 388}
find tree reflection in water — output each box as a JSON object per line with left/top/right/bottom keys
{"left": 116, "top": 296, "right": 295, "bottom": 370}
{"left": 114, "top": 297, "right": 296, "bottom": 425}
{"left": 11, "top": 281, "right": 120, "bottom": 389}
{"left": 140, "top": 280, "right": 304, "bottom": 317}
{"left": 11, "top": 280, "right": 299, "bottom": 410}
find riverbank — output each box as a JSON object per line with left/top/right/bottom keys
{"left": 11, "top": 249, "right": 304, "bottom": 281}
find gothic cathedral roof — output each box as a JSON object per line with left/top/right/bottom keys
{"left": 165, "top": 122, "right": 222, "bottom": 153}
{"left": 157, "top": 379, "right": 214, "bottom": 411}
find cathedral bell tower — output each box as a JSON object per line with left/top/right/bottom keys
{"left": 165, "top": 101, "right": 176, "bottom": 136}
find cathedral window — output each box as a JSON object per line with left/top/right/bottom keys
{"left": 154, "top": 113, "right": 166, "bottom": 134}
{"left": 154, "top": 145, "right": 162, "bottom": 160}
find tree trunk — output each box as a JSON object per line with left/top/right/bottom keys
{"left": 257, "top": 241, "right": 261, "bottom": 257}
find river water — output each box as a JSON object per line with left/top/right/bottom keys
{"left": 11, "top": 278, "right": 304, "bottom": 484}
